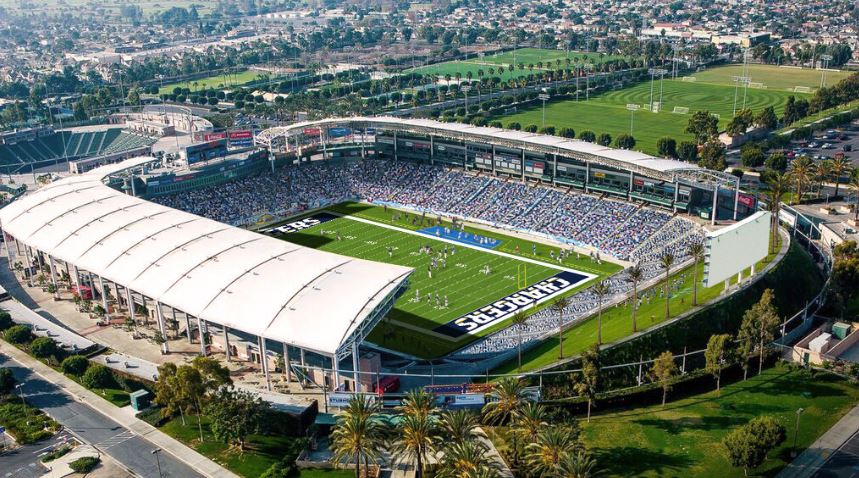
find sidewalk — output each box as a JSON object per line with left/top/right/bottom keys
{"left": 0, "top": 341, "right": 240, "bottom": 478}
{"left": 778, "top": 404, "right": 859, "bottom": 478}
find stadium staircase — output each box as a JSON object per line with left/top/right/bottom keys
{"left": 518, "top": 188, "right": 550, "bottom": 218}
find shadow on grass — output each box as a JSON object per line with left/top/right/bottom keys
{"left": 593, "top": 446, "right": 696, "bottom": 476}
{"left": 275, "top": 231, "right": 334, "bottom": 249}
{"left": 633, "top": 415, "right": 745, "bottom": 434}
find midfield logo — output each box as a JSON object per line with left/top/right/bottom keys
{"left": 433, "top": 271, "right": 589, "bottom": 339}
{"left": 261, "top": 212, "right": 337, "bottom": 234}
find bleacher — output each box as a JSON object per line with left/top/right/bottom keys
{"left": 0, "top": 128, "right": 156, "bottom": 173}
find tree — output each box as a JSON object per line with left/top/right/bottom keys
{"left": 576, "top": 344, "right": 601, "bottom": 422}
{"left": 482, "top": 377, "right": 526, "bottom": 425}
{"left": 551, "top": 296, "right": 570, "bottom": 358}
{"left": 597, "top": 132, "right": 612, "bottom": 146}
{"left": 830, "top": 156, "right": 852, "bottom": 199}
{"left": 705, "top": 334, "right": 731, "bottom": 394}
{"left": 699, "top": 140, "right": 727, "bottom": 171}
{"left": 511, "top": 311, "right": 529, "bottom": 372}
{"left": 755, "top": 106, "right": 778, "bottom": 129}
{"left": 789, "top": 156, "right": 815, "bottom": 205}
{"left": 685, "top": 110, "right": 719, "bottom": 144}
{"left": 61, "top": 355, "right": 89, "bottom": 376}
{"left": 723, "top": 416, "right": 786, "bottom": 476}
{"left": 525, "top": 427, "right": 579, "bottom": 476}
{"left": 0, "top": 311, "right": 11, "bottom": 331}
{"left": 678, "top": 141, "right": 698, "bottom": 162}
{"left": 558, "top": 127, "right": 576, "bottom": 138}
{"left": 746, "top": 416, "right": 786, "bottom": 456}
{"left": 557, "top": 450, "right": 598, "bottom": 478}
{"left": 176, "top": 365, "right": 207, "bottom": 442}
{"left": 205, "top": 387, "right": 269, "bottom": 451}
{"left": 688, "top": 242, "right": 705, "bottom": 306}
{"left": 615, "top": 133, "right": 636, "bottom": 149}
{"left": 331, "top": 395, "right": 385, "bottom": 478}
{"left": 650, "top": 351, "right": 678, "bottom": 406}
{"left": 738, "top": 289, "right": 781, "bottom": 377}
{"left": 726, "top": 108, "right": 754, "bottom": 137}
{"left": 764, "top": 173, "right": 790, "bottom": 253}
{"left": 191, "top": 355, "right": 232, "bottom": 390}
{"left": 524, "top": 124, "right": 538, "bottom": 133}
{"left": 656, "top": 136, "right": 677, "bottom": 158}
{"left": 436, "top": 440, "right": 497, "bottom": 478}
{"left": 154, "top": 363, "right": 184, "bottom": 423}
{"left": 593, "top": 281, "right": 610, "bottom": 345}
{"left": 765, "top": 152, "right": 788, "bottom": 173}
{"left": 81, "top": 364, "right": 116, "bottom": 390}
{"left": 506, "top": 121, "right": 521, "bottom": 130}
{"left": 30, "top": 337, "right": 58, "bottom": 359}
{"left": 4, "top": 325, "right": 31, "bottom": 344}
{"left": 0, "top": 367, "right": 16, "bottom": 395}
{"left": 660, "top": 252, "right": 675, "bottom": 319}
{"left": 627, "top": 265, "right": 643, "bottom": 333}
{"left": 392, "top": 411, "right": 436, "bottom": 478}
{"left": 579, "top": 130, "right": 596, "bottom": 143}
{"left": 440, "top": 409, "right": 478, "bottom": 444}
{"left": 740, "top": 144, "right": 766, "bottom": 168}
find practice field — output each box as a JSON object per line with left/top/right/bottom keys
{"left": 0, "top": 0, "right": 213, "bottom": 16}
{"left": 158, "top": 70, "right": 270, "bottom": 95}
{"left": 265, "top": 203, "right": 619, "bottom": 358}
{"left": 691, "top": 64, "right": 852, "bottom": 91}
{"left": 496, "top": 71, "right": 804, "bottom": 154}
{"left": 406, "top": 48, "right": 627, "bottom": 82}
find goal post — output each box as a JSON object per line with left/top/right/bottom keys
{"left": 517, "top": 263, "right": 528, "bottom": 289}
{"left": 793, "top": 86, "right": 812, "bottom": 94}
{"left": 681, "top": 76, "right": 697, "bottom": 82}
{"left": 672, "top": 106, "right": 689, "bottom": 115}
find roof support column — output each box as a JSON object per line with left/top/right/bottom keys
{"left": 553, "top": 152, "right": 557, "bottom": 186}
{"left": 98, "top": 275, "right": 109, "bottom": 320}
{"left": 585, "top": 161, "right": 591, "bottom": 190}
{"left": 520, "top": 148, "right": 525, "bottom": 180}
{"left": 155, "top": 301, "right": 169, "bottom": 354}
{"left": 711, "top": 185, "right": 719, "bottom": 226}
{"left": 673, "top": 181, "right": 680, "bottom": 213}
{"left": 113, "top": 282, "right": 122, "bottom": 313}
{"left": 126, "top": 287, "right": 135, "bottom": 325}
{"left": 352, "top": 341, "right": 360, "bottom": 393}
{"left": 48, "top": 256, "right": 59, "bottom": 300}
{"left": 320, "top": 129, "right": 327, "bottom": 160}
{"left": 72, "top": 265, "right": 80, "bottom": 295}
{"left": 732, "top": 177, "right": 740, "bottom": 221}
{"left": 628, "top": 171, "right": 634, "bottom": 198}
{"left": 393, "top": 131, "right": 398, "bottom": 160}
{"left": 14, "top": 237, "right": 21, "bottom": 257}
{"left": 492, "top": 145, "right": 496, "bottom": 174}
{"left": 259, "top": 336, "right": 272, "bottom": 391}
{"left": 222, "top": 326, "right": 231, "bottom": 362}
{"left": 332, "top": 352, "right": 340, "bottom": 392}
{"left": 22, "top": 246, "right": 32, "bottom": 286}
{"left": 282, "top": 342, "right": 292, "bottom": 382}
{"left": 197, "top": 317, "right": 207, "bottom": 356}
{"left": 175, "top": 308, "right": 189, "bottom": 343}
{"left": 463, "top": 142, "right": 467, "bottom": 170}
{"left": 430, "top": 134, "right": 434, "bottom": 166}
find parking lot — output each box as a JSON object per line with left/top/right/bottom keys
{"left": 789, "top": 122, "right": 859, "bottom": 168}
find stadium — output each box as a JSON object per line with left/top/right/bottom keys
{"left": 0, "top": 116, "right": 764, "bottom": 394}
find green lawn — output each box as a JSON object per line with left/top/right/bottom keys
{"left": 496, "top": 74, "right": 803, "bottom": 154}
{"left": 158, "top": 70, "right": 270, "bottom": 95}
{"left": 0, "top": 0, "right": 214, "bottom": 16}
{"left": 406, "top": 48, "right": 627, "bottom": 81}
{"left": 493, "top": 237, "right": 783, "bottom": 374}
{"left": 298, "top": 469, "right": 355, "bottom": 478}
{"left": 582, "top": 364, "right": 859, "bottom": 477}
{"left": 161, "top": 415, "right": 295, "bottom": 478}
{"left": 691, "top": 64, "right": 852, "bottom": 91}
{"left": 266, "top": 202, "right": 619, "bottom": 358}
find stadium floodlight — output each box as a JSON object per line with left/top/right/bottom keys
{"left": 461, "top": 84, "right": 472, "bottom": 112}
{"left": 731, "top": 75, "right": 751, "bottom": 116}
{"left": 538, "top": 92, "right": 551, "bottom": 127}
{"left": 648, "top": 68, "right": 667, "bottom": 112}
{"left": 820, "top": 54, "right": 833, "bottom": 87}
{"left": 626, "top": 104, "right": 640, "bottom": 134}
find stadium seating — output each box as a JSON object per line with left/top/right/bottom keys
{"left": 0, "top": 129, "right": 155, "bottom": 172}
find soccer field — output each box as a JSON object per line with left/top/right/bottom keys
{"left": 691, "top": 64, "right": 852, "bottom": 91}
{"left": 496, "top": 69, "right": 806, "bottom": 154}
{"left": 265, "top": 203, "right": 618, "bottom": 358}
{"left": 158, "top": 70, "right": 269, "bottom": 95}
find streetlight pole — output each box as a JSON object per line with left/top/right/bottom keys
{"left": 151, "top": 448, "right": 164, "bottom": 478}
{"left": 461, "top": 84, "right": 471, "bottom": 115}
{"left": 538, "top": 91, "right": 550, "bottom": 127}
{"left": 792, "top": 408, "right": 804, "bottom": 457}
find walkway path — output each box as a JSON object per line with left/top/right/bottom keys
{"left": 778, "top": 405, "right": 859, "bottom": 478}
{"left": 0, "top": 342, "right": 239, "bottom": 478}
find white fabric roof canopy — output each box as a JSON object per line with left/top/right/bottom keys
{"left": 0, "top": 165, "right": 413, "bottom": 355}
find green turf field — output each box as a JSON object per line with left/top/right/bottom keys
{"left": 691, "top": 64, "right": 851, "bottom": 91}
{"left": 266, "top": 202, "right": 620, "bottom": 358}
{"left": 406, "top": 48, "right": 627, "bottom": 82}
{"left": 158, "top": 70, "right": 270, "bottom": 95}
{"left": 496, "top": 66, "right": 814, "bottom": 154}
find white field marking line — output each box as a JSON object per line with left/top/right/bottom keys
{"left": 333, "top": 213, "right": 599, "bottom": 281}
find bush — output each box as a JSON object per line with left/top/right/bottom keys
{"left": 0, "top": 311, "right": 12, "bottom": 331}
{"left": 61, "top": 355, "right": 90, "bottom": 376}
{"left": 69, "top": 456, "right": 100, "bottom": 473}
{"left": 81, "top": 364, "right": 117, "bottom": 390}
{"left": 4, "top": 325, "right": 31, "bottom": 344}
{"left": 0, "top": 367, "right": 15, "bottom": 395}
{"left": 41, "top": 444, "right": 72, "bottom": 462}
{"left": 136, "top": 406, "right": 169, "bottom": 427}
{"left": 29, "top": 337, "right": 58, "bottom": 359}
{"left": 259, "top": 437, "right": 310, "bottom": 478}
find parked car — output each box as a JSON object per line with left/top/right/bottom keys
{"left": 843, "top": 144, "right": 853, "bottom": 152}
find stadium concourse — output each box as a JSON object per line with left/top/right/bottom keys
{"left": 0, "top": 157, "right": 413, "bottom": 394}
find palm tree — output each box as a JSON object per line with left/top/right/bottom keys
{"left": 515, "top": 402, "right": 547, "bottom": 444}
{"left": 688, "top": 242, "right": 705, "bottom": 306}
{"left": 400, "top": 388, "right": 435, "bottom": 418}
{"left": 551, "top": 296, "right": 570, "bottom": 358}
{"left": 851, "top": 170, "right": 859, "bottom": 222}
{"left": 511, "top": 311, "right": 529, "bottom": 371}
{"left": 764, "top": 173, "right": 790, "bottom": 253}
{"left": 660, "top": 252, "right": 675, "bottom": 320}
{"left": 482, "top": 377, "right": 526, "bottom": 425}
{"left": 525, "top": 427, "right": 578, "bottom": 477}
{"left": 392, "top": 389, "right": 438, "bottom": 478}
{"left": 789, "top": 156, "right": 815, "bottom": 205}
{"left": 830, "top": 156, "right": 852, "bottom": 198}
{"left": 331, "top": 396, "right": 385, "bottom": 478}
{"left": 557, "top": 450, "right": 598, "bottom": 478}
{"left": 593, "top": 281, "right": 610, "bottom": 345}
{"left": 626, "top": 265, "right": 643, "bottom": 333}
{"left": 440, "top": 409, "right": 478, "bottom": 444}
{"left": 436, "top": 439, "right": 498, "bottom": 478}
{"left": 816, "top": 160, "right": 833, "bottom": 199}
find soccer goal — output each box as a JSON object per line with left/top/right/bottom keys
{"left": 793, "top": 86, "right": 813, "bottom": 94}
{"left": 681, "top": 76, "right": 697, "bottom": 82}
{"left": 673, "top": 106, "right": 689, "bottom": 115}
{"left": 749, "top": 82, "right": 765, "bottom": 89}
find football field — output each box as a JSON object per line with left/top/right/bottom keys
{"left": 264, "top": 202, "right": 619, "bottom": 358}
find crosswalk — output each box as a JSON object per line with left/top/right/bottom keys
{"left": 94, "top": 430, "right": 136, "bottom": 450}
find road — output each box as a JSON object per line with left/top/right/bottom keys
{"left": 0, "top": 354, "right": 204, "bottom": 478}
{"left": 812, "top": 429, "right": 859, "bottom": 478}
{"left": 1, "top": 429, "right": 75, "bottom": 478}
